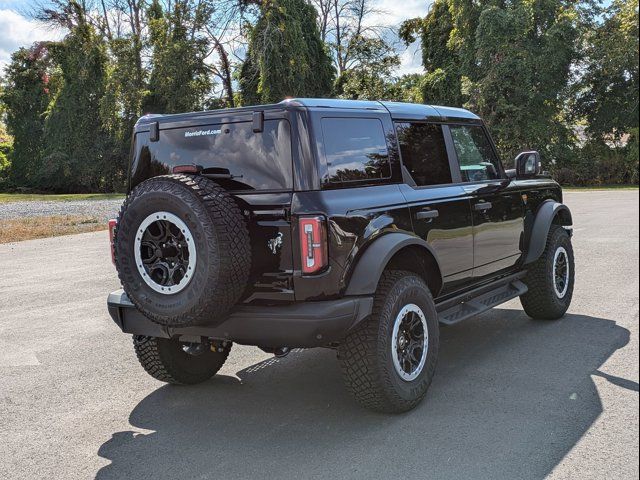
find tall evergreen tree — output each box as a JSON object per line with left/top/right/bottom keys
{"left": 0, "top": 45, "right": 53, "bottom": 189}
{"left": 42, "top": 17, "right": 110, "bottom": 192}
{"left": 143, "top": 0, "right": 213, "bottom": 113}
{"left": 239, "top": 0, "right": 335, "bottom": 104}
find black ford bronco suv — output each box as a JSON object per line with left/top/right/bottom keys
{"left": 107, "top": 98, "right": 575, "bottom": 413}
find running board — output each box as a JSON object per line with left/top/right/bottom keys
{"left": 436, "top": 277, "right": 528, "bottom": 326}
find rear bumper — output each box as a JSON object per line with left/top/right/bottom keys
{"left": 107, "top": 290, "right": 373, "bottom": 347}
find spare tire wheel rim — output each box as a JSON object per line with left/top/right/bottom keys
{"left": 391, "top": 303, "right": 429, "bottom": 382}
{"left": 134, "top": 211, "right": 197, "bottom": 294}
{"left": 553, "top": 246, "right": 569, "bottom": 299}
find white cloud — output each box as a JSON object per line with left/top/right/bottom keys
{"left": 0, "top": 9, "right": 65, "bottom": 73}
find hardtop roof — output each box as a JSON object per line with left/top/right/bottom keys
{"left": 135, "top": 97, "right": 481, "bottom": 128}
{"left": 284, "top": 98, "right": 481, "bottom": 122}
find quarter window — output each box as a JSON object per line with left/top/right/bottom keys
{"left": 322, "top": 118, "right": 391, "bottom": 183}
{"left": 450, "top": 125, "right": 502, "bottom": 182}
{"left": 396, "top": 122, "right": 452, "bottom": 186}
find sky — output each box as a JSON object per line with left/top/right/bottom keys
{"left": 0, "top": 0, "right": 429, "bottom": 75}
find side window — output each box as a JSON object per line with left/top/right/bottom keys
{"left": 450, "top": 125, "right": 502, "bottom": 182}
{"left": 395, "top": 122, "right": 452, "bottom": 186}
{"left": 321, "top": 118, "right": 391, "bottom": 183}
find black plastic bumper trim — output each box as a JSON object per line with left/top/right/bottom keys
{"left": 107, "top": 290, "right": 373, "bottom": 348}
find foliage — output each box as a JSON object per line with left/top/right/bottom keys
{"left": 41, "top": 17, "right": 110, "bottom": 192}
{"left": 0, "top": 140, "right": 12, "bottom": 181}
{"left": 0, "top": 0, "right": 637, "bottom": 191}
{"left": 239, "top": 0, "right": 335, "bottom": 104}
{"left": 144, "top": 0, "right": 213, "bottom": 113}
{"left": 403, "top": 0, "right": 580, "bottom": 164}
{"left": 552, "top": 134, "right": 639, "bottom": 186}
{"left": 574, "top": 0, "right": 639, "bottom": 142}
{"left": 337, "top": 36, "right": 400, "bottom": 99}
{"left": 1, "top": 45, "right": 54, "bottom": 190}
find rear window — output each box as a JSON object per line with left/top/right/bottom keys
{"left": 395, "top": 122, "right": 452, "bottom": 186}
{"left": 163, "top": 119, "right": 292, "bottom": 190}
{"left": 321, "top": 118, "right": 391, "bottom": 183}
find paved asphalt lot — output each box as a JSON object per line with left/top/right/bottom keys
{"left": 0, "top": 190, "right": 638, "bottom": 480}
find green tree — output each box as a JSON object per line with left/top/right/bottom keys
{"left": 575, "top": 0, "right": 639, "bottom": 141}
{"left": 402, "top": 0, "right": 579, "bottom": 163}
{"left": 42, "top": 18, "right": 110, "bottom": 192}
{"left": 400, "top": 0, "right": 463, "bottom": 106}
{"left": 0, "top": 45, "right": 54, "bottom": 189}
{"left": 100, "top": 37, "right": 148, "bottom": 190}
{"left": 337, "top": 36, "right": 401, "bottom": 100}
{"left": 239, "top": 0, "right": 334, "bottom": 104}
{"left": 144, "top": 0, "right": 213, "bottom": 113}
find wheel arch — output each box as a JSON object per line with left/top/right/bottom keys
{"left": 524, "top": 200, "right": 573, "bottom": 264}
{"left": 345, "top": 233, "right": 443, "bottom": 297}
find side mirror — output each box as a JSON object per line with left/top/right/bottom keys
{"left": 514, "top": 151, "right": 542, "bottom": 178}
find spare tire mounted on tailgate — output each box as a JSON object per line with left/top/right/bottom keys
{"left": 114, "top": 174, "right": 251, "bottom": 327}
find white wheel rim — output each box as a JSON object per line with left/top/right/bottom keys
{"left": 133, "top": 211, "right": 197, "bottom": 295}
{"left": 552, "top": 246, "right": 570, "bottom": 299}
{"left": 391, "top": 303, "right": 429, "bottom": 382}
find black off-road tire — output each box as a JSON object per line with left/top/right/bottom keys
{"left": 520, "top": 225, "right": 575, "bottom": 320}
{"left": 133, "top": 336, "right": 230, "bottom": 385}
{"left": 338, "top": 271, "right": 439, "bottom": 413}
{"left": 114, "top": 174, "right": 250, "bottom": 327}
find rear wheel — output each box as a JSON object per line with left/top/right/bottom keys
{"left": 133, "top": 336, "right": 230, "bottom": 385}
{"left": 520, "top": 225, "right": 575, "bottom": 320}
{"left": 338, "top": 271, "right": 439, "bottom": 413}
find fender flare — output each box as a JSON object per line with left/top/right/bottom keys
{"left": 345, "top": 232, "right": 443, "bottom": 296}
{"left": 524, "top": 200, "right": 573, "bottom": 264}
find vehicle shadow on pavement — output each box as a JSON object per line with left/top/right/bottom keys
{"left": 96, "top": 310, "right": 632, "bottom": 480}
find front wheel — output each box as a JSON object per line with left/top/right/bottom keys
{"left": 133, "top": 336, "right": 230, "bottom": 385}
{"left": 520, "top": 225, "right": 575, "bottom": 320}
{"left": 338, "top": 271, "right": 439, "bottom": 413}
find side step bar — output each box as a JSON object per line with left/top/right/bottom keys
{"left": 436, "top": 273, "right": 528, "bottom": 325}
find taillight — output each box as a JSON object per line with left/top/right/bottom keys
{"left": 299, "top": 216, "right": 328, "bottom": 274}
{"left": 108, "top": 219, "right": 117, "bottom": 265}
{"left": 172, "top": 165, "right": 199, "bottom": 174}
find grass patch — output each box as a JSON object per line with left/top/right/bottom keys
{"left": 0, "top": 215, "right": 107, "bottom": 244}
{"left": 0, "top": 193, "right": 125, "bottom": 203}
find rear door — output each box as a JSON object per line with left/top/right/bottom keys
{"left": 448, "top": 124, "right": 524, "bottom": 277}
{"left": 395, "top": 122, "right": 475, "bottom": 294}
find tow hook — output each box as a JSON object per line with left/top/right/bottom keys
{"left": 182, "top": 342, "right": 209, "bottom": 356}
{"left": 182, "top": 339, "right": 230, "bottom": 356}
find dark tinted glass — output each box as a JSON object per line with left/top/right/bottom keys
{"left": 322, "top": 118, "right": 391, "bottom": 183}
{"left": 396, "top": 122, "right": 452, "bottom": 186}
{"left": 449, "top": 125, "right": 501, "bottom": 182}
{"left": 158, "top": 119, "right": 292, "bottom": 190}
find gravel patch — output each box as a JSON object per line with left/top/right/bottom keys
{"left": 0, "top": 199, "right": 124, "bottom": 221}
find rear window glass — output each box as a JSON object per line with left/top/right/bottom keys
{"left": 161, "top": 119, "right": 292, "bottom": 190}
{"left": 396, "top": 122, "right": 452, "bottom": 186}
{"left": 321, "top": 118, "right": 391, "bottom": 183}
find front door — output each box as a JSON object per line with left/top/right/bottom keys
{"left": 448, "top": 124, "right": 524, "bottom": 278}
{"left": 395, "top": 122, "right": 475, "bottom": 294}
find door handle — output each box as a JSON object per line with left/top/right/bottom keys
{"left": 416, "top": 209, "right": 439, "bottom": 220}
{"left": 474, "top": 202, "right": 492, "bottom": 211}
